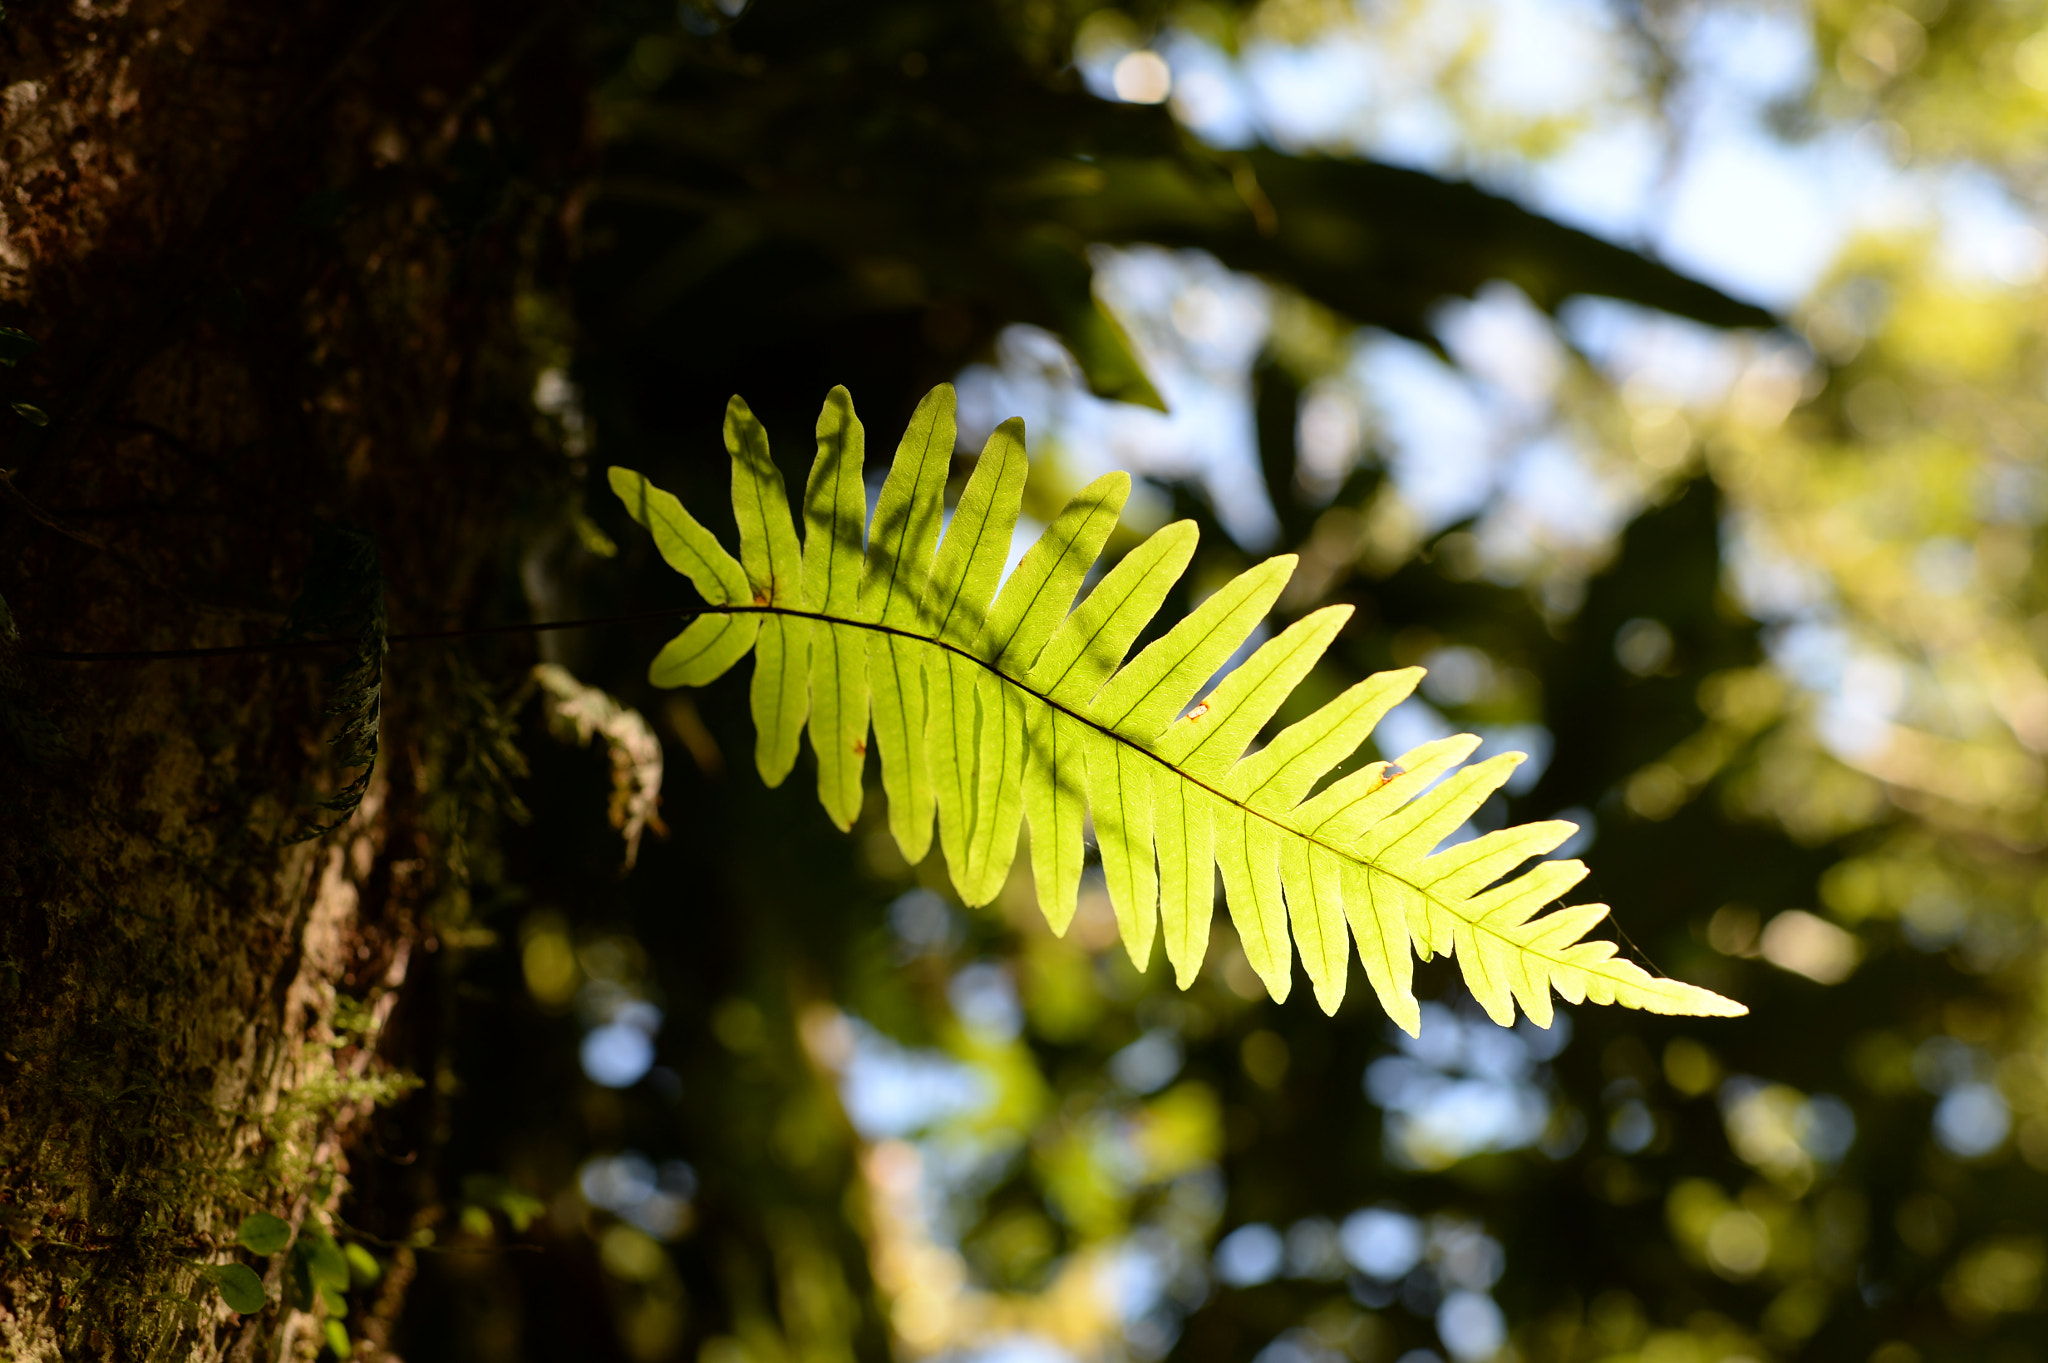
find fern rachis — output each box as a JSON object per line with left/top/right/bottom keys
{"left": 610, "top": 384, "right": 1745, "bottom": 1034}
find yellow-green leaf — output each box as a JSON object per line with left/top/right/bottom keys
{"left": 617, "top": 385, "right": 1748, "bottom": 1035}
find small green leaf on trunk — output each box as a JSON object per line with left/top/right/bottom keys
{"left": 206, "top": 1262, "right": 266, "bottom": 1314}
{"left": 236, "top": 1212, "right": 291, "bottom": 1256}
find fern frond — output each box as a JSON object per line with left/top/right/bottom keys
{"left": 610, "top": 385, "right": 1745, "bottom": 1034}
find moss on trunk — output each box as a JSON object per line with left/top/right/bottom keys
{"left": 0, "top": 1, "right": 579, "bottom": 1355}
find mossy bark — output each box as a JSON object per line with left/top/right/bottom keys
{"left": 0, "top": 2, "right": 576, "bottom": 1356}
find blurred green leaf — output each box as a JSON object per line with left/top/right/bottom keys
{"left": 205, "top": 1262, "right": 266, "bottom": 1315}
{"left": 235, "top": 1212, "right": 291, "bottom": 1256}
{"left": 286, "top": 1250, "right": 312, "bottom": 1312}
{"left": 296, "top": 1228, "right": 351, "bottom": 1292}
{"left": 342, "top": 1241, "right": 382, "bottom": 1286}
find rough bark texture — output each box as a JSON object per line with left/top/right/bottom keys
{"left": 0, "top": 1, "right": 577, "bottom": 1357}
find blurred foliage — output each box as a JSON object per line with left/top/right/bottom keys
{"left": 355, "top": 2, "right": 2048, "bottom": 1363}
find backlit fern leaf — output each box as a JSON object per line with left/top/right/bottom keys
{"left": 611, "top": 385, "right": 1745, "bottom": 1033}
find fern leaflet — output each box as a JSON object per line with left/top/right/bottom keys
{"left": 610, "top": 385, "right": 1745, "bottom": 1033}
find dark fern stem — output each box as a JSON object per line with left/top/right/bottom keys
{"left": 281, "top": 523, "right": 386, "bottom": 844}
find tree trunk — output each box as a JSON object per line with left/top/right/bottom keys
{"left": 0, "top": 2, "right": 576, "bottom": 1356}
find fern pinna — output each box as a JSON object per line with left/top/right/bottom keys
{"left": 611, "top": 384, "right": 1743, "bottom": 1034}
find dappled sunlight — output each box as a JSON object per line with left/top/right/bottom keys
{"left": 799, "top": 982, "right": 1226, "bottom": 1361}
{"left": 1364, "top": 1001, "right": 1570, "bottom": 1169}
